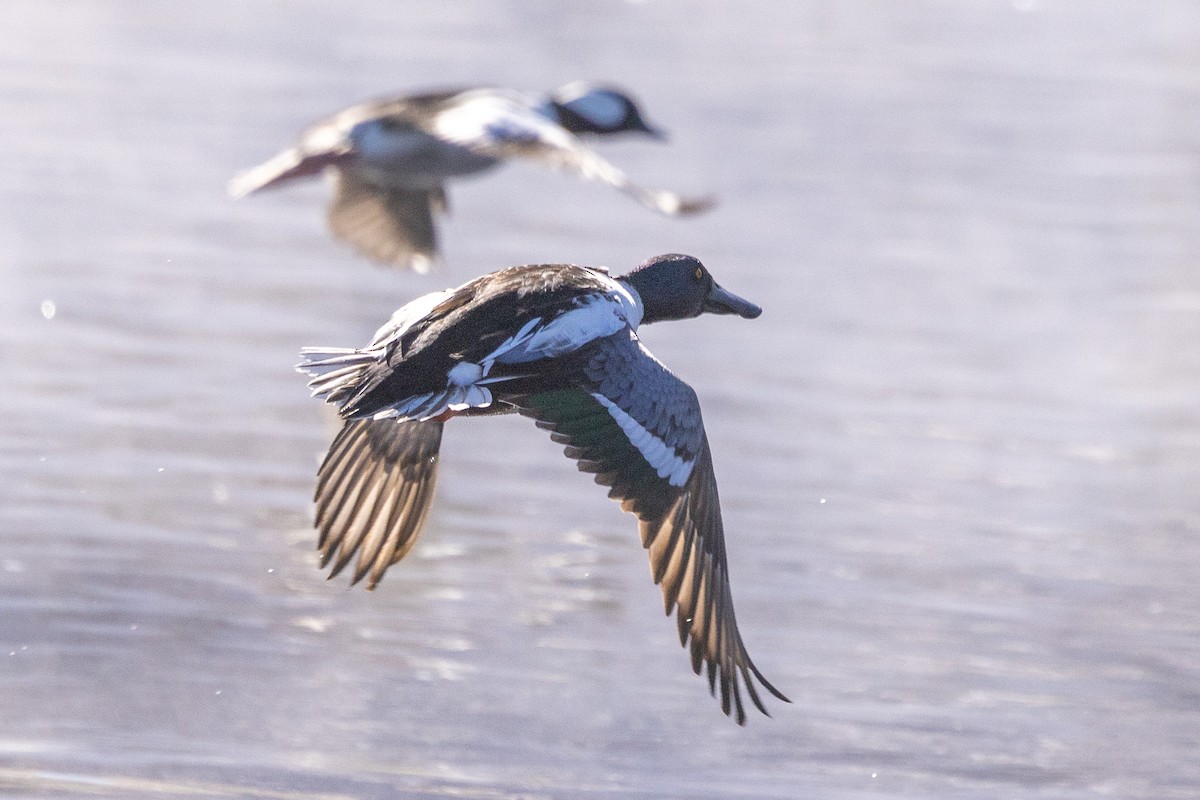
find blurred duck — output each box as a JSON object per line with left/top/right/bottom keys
{"left": 297, "top": 253, "right": 787, "bottom": 724}
{"left": 230, "top": 83, "right": 714, "bottom": 272}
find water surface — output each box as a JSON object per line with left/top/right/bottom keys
{"left": 2, "top": 2, "right": 1199, "bottom": 798}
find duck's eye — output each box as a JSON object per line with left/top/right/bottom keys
{"left": 694, "top": 266, "right": 705, "bottom": 281}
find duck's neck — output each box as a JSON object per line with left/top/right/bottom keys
{"left": 531, "top": 99, "right": 558, "bottom": 122}
{"left": 541, "top": 101, "right": 595, "bottom": 135}
{"left": 618, "top": 272, "right": 664, "bottom": 326}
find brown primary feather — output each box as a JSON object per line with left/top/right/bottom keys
{"left": 516, "top": 381, "right": 788, "bottom": 725}
{"left": 639, "top": 442, "right": 789, "bottom": 723}
{"left": 314, "top": 419, "right": 444, "bottom": 590}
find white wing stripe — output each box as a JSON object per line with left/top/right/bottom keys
{"left": 591, "top": 392, "right": 695, "bottom": 487}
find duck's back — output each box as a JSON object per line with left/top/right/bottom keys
{"left": 315, "top": 88, "right": 475, "bottom": 135}
{"left": 310, "top": 88, "right": 515, "bottom": 188}
{"left": 345, "top": 264, "right": 618, "bottom": 415}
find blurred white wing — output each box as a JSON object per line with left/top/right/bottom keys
{"left": 431, "top": 93, "right": 713, "bottom": 217}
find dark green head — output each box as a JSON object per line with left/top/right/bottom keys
{"left": 549, "top": 83, "right": 668, "bottom": 139}
{"left": 620, "top": 254, "right": 762, "bottom": 325}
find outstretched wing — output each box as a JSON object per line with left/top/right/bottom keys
{"left": 429, "top": 93, "right": 714, "bottom": 217}
{"left": 228, "top": 144, "right": 353, "bottom": 199}
{"left": 228, "top": 113, "right": 358, "bottom": 198}
{"left": 327, "top": 172, "right": 445, "bottom": 272}
{"left": 512, "top": 331, "right": 787, "bottom": 724}
{"left": 314, "top": 418, "right": 444, "bottom": 589}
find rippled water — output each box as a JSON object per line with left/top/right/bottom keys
{"left": 3, "top": 2, "right": 1200, "bottom": 798}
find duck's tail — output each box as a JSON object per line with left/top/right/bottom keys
{"left": 296, "top": 348, "right": 378, "bottom": 409}
{"left": 298, "top": 348, "right": 521, "bottom": 423}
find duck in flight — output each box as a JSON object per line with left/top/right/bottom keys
{"left": 231, "top": 83, "right": 714, "bottom": 272}
{"left": 297, "top": 253, "right": 788, "bottom": 724}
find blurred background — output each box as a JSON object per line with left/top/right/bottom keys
{"left": 2, "top": 1, "right": 1200, "bottom": 798}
